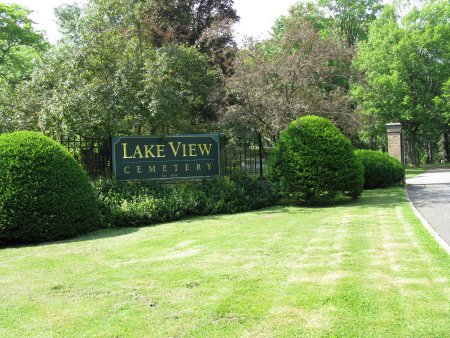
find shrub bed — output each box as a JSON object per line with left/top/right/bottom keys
{"left": 267, "top": 115, "right": 364, "bottom": 204}
{"left": 355, "top": 149, "right": 404, "bottom": 189}
{"left": 0, "top": 131, "right": 99, "bottom": 243}
{"left": 94, "top": 176, "right": 274, "bottom": 227}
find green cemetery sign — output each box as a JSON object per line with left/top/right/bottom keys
{"left": 111, "top": 134, "right": 221, "bottom": 180}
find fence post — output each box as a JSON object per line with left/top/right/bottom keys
{"left": 109, "top": 135, "right": 113, "bottom": 178}
{"left": 258, "top": 132, "right": 264, "bottom": 178}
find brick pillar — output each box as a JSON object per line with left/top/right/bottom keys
{"left": 386, "top": 123, "right": 403, "bottom": 164}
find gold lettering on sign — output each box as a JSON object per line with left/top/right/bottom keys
{"left": 122, "top": 143, "right": 133, "bottom": 159}
{"left": 198, "top": 144, "right": 212, "bottom": 156}
{"left": 133, "top": 145, "right": 143, "bottom": 159}
{"left": 168, "top": 142, "right": 182, "bottom": 156}
{"left": 156, "top": 144, "right": 166, "bottom": 158}
{"left": 189, "top": 144, "right": 197, "bottom": 157}
{"left": 144, "top": 145, "right": 155, "bottom": 158}
{"left": 118, "top": 137, "right": 217, "bottom": 179}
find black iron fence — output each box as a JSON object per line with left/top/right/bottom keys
{"left": 221, "top": 133, "right": 272, "bottom": 177}
{"left": 60, "top": 133, "right": 272, "bottom": 179}
{"left": 60, "top": 135, "right": 111, "bottom": 178}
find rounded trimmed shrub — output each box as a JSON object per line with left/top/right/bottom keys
{"left": 0, "top": 131, "right": 99, "bottom": 243}
{"left": 355, "top": 149, "right": 404, "bottom": 189}
{"left": 267, "top": 115, "right": 364, "bottom": 204}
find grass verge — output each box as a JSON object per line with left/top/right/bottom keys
{"left": 405, "top": 167, "right": 425, "bottom": 180}
{"left": 0, "top": 187, "right": 449, "bottom": 337}
{"left": 405, "top": 163, "right": 450, "bottom": 180}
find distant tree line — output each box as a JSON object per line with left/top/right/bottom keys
{"left": 0, "top": 0, "right": 449, "bottom": 164}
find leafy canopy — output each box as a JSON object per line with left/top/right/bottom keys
{"left": 352, "top": 1, "right": 450, "bottom": 164}
{"left": 0, "top": 3, "right": 46, "bottom": 84}
{"left": 225, "top": 10, "right": 354, "bottom": 141}
{"left": 0, "top": 3, "right": 47, "bottom": 133}
{"left": 7, "top": 0, "right": 219, "bottom": 137}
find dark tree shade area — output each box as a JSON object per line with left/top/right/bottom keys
{"left": 144, "top": 0, "right": 239, "bottom": 74}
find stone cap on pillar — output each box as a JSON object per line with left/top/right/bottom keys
{"left": 386, "top": 123, "right": 402, "bottom": 133}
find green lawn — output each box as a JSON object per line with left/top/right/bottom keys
{"left": 1, "top": 187, "right": 449, "bottom": 337}
{"left": 405, "top": 167, "right": 425, "bottom": 180}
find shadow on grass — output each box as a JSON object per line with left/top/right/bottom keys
{"left": 254, "top": 186, "right": 407, "bottom": 213}
{"left": 353, "top": 186, "right": 407, "bottom": 207}
{"left": 0, "top": 227, "right": 140, "bottom": 250}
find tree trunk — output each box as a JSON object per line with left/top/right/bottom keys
{"left": 426, "top": 140, "right": 433, "bottom": 164}
{"left": 408, "top": 131, "right": 418, "bottom": 166}
{"left": 443, "top": 131, "right": 449, "bottom": 163}
{"left": 369, "top": 136, "right": 375, "bottom": 150}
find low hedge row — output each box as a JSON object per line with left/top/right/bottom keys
{"left": 93, "top": 176, "right": 275, "bottom": 228}
{"left": 0, "top": 130, "right": 405, "bottom": 244}
{"left": 355, "top": 149, "right": 404, "bottom": 189}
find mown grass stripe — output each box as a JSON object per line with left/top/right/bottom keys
{"left": 0, "top": 187, "right": 448, "bottom": 337}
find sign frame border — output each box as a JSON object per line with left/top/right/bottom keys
{"left": 111, "top": 133, "right": 221, "bottom": 181}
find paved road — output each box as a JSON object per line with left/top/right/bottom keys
{"left": 406, "top": 168, "right": 450, "bottom": 247}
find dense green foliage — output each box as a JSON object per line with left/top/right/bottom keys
{"left": 226, "top": 14, "right": 354, "bottom": 140}
{"left": 145, "top": 0, "right": 239, "bottom": 75}
{"left": 318, "top": 0, "right": 382, "bottom": 46}
{"left": 0, "top": 3, "right": 47, "bottom": 133}
{"left": 268, "top": 116, "right": 364, "bottom": 204}
{"left": 0, "top": 3, "right": 46, "bottom": 84}
{"left": 2, "top": 0, "right": 449, "bottom": 166}
{"left": 352, "top": 1, "right": 450, "bottom": 164}
{"left": 355, "top": 149, "right": 404, "bottom": 189}
{"left": 94, "top": 175, "right": 274, "bottom": 227}
{"left": 0, "top": 131, "right": 99, "bottom": 242}
{"left": 1, "top": 0, "right": 222, "bottom": 137}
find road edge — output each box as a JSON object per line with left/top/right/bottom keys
{"left": 406, "top": 187, "right": 450, "bottom": 255}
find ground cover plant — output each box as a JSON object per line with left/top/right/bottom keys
{"left": 0, "top": 187, "right": 448, "bottom": 337}
{"left": 0, "top": 131, "right": 99, "bottom": 243}
{"left": 355, "top": 149, "right": 404, "bottom": 189}
{"left": 268, "top": 115, "right": 364, "bottom": 204}
{"left": 94, "top": 176, "right": 274, "bottom": 227}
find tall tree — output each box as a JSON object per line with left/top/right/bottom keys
{"left": 319, "top": 0, "right": 383, "bottom": 46}
{"left": 0, "top": 3, "right": 46, "bottom": 82}
{"left": 145, "top": 0, "right": 238, "bottom": 45}
{"left": 272, "top": 2, "right": 333, "bottom": 39}
{"left": 145, "top": 44, "right": 219, "bottom": 134}
{"left": 15, "top": 0, "right": 219, "bottom": 138}
{"left": 0, "top": 3, "right": 47, "bottom": 132}
{"left": 144, "top": 0, "right": 239, "bottom": 74}
{"left": 225, "top": 18, "right": 354, "bottom": 141}
{"left": 352, "top": 1, "right": 450, "bottom": 165}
